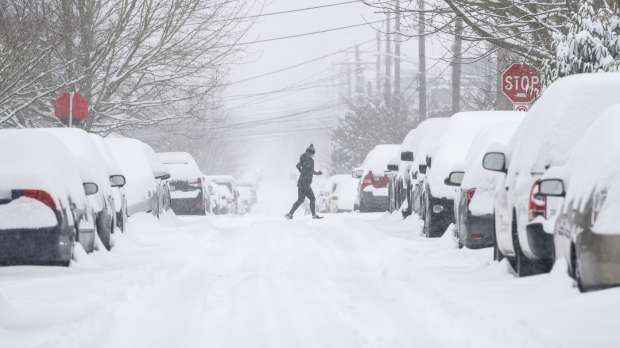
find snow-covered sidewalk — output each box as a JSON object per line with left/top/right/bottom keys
{"left": 1, "top": 212, "right": 619, "bottom": 348}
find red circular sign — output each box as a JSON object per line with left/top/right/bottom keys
{"left": 54, "top": 92, "right": 89, "bottom": 124}
{"left": 501, "top": 64, "right": 541, "bottom": 104}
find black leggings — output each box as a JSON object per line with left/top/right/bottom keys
{"left": 289, "top": 185, "right": 316, "bottom": 216}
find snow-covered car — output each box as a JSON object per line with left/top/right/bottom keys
{"left": 388, "top": 128, "right": 416, "bottom": 213}
{"left": 537, "top": 105, "right": 620, "bottom": 291}
{"left": 322, "top": 175, "right": 358, "bottom": 213}
{"left": 208, "top": 175, "right": 238, "bottom": 214}
{"left": 424, "top": 111, "right": 519, "bottom": 238}
{"left": 0, "top": 130, "right": 95, "bottom": 266}
{"left": 455, "top": 116, "right": 523, "bottom": 249}
{"left": 353, "top": 144, "right": 400, "bottom": 212}
{"left": 211, "top": 182, "right": 234, "bottom": 214}
{"left": 483, "top": 73, "right": 620, "bottom": 277}
{"left": 89, "top": 134, "right": 128, "bottom": 232}
{"left": 386, "top": 156, "right": 401, "bottom": 213}
{"left": 106, "top": 137, "right": 170, "bottom": 218}
{"left": 158, "top": 152, "right": 207, "bottom": 216}
{"left": 408, "top": 118, "right": 450, "bottom": 219}
{"left": 41, "top": 128, "right": 118, "bottom": 251}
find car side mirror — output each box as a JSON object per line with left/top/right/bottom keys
{"left": 482, "top": 152, "right": 507, "bottom": 173}
{"left": 110, "top": 175, "right": 126, "bottom": 188}
{"left": 444, "top": 171, "right": 464, "bottom": 187}
{"left": 387, "top": 164, "right": 399, "bottom": 171}
{"left": 83, "top": 182, "right": 99, "bottom": 196}
{"left": 538, "top": 179, "right": 566, "bottom": 197}
{"left": 352, "top": 168, "right": 364, "bottom": 179}
{"left": 400, "top": 151, "right": 414, "bottom": 162}
{"left": 418, "top": 164, "right": 427, "bottom": 175}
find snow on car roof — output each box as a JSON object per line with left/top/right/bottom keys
{"left": 362, "top": 144, "right": 401, "bottom": 174}
{"left": 39, "top": 128, "right": 113, "bottom": 197}
{"left": 428, "top": 111, "right": 522, "bottom": 199}
{"left": 461, "top": 116, "right": 524, "bottom": 190}
{"left": 105, "top": 137, "right": 157, "bottom": 206}
{"left": 410, "top": 117, "right": 451, "bottom": 169}
{"left": 157, "top": 152, "right": 202, "bottom": 181}
{"left": 0, "top": 129, "right": 87, "bottom": 209}
{"left": 508, "top": 73, "right": 620, "bottom": 182}
{"left": 89, "top": 133, "right": 123, "bottom": 177}
{"left": 559, "top": 104, "right": 620, "bottom": 234}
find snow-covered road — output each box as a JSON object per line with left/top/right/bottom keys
{"left": 1, "top": 212, "right": 619, "bottom": 348}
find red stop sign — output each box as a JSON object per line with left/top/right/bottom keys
{"left": 54, "top": 92, "right": 89, "bottom": 124}
{"left": 501, "top": 64, "right": 542, "bottom": 104}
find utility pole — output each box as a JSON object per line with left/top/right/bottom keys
{"left": 384, "top": 12, "right": 392, "bottom": 106}
{"left": 376, "top": 31, "right": 381, "bottom": 97}
{"left": 496, "top": 47, "right": 513, "bottom": 110}
{"left": 451, "top": 16, "right": 463, "bottom": 115}
{"left": 346, "top": 63, "right": 352, "bottom": 101}
{"left": 394, "top": 0, "right": 402, "bottom": 113}
{"left": 355, "top": 45, "right": 364, "bottom": 96}
{"left": 418, "top": 0, "right": 427, "bottom": 120}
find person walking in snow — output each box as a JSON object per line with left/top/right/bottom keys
{"left": 286, "top": 144, "right": 323, "bottom": 219}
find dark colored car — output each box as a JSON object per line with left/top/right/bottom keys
{"left": 0, "top": 130, "right": 97, "bottom": 266}
{"left": 424, "top": 112, "right": 519, "bottom": 238}
{"left": 454, "top": 120, "right": 523, "bottom": 249}
{"left": 158, "top": 152, "right": 208, "bottom": 216}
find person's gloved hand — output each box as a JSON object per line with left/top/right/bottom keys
{"left": 317, "top": 170, "right": 323, "bottom": 175}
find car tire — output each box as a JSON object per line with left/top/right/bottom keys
{"left": 571, "top": 244, "right": 587, "bottom": 292}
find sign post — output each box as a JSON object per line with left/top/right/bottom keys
{"left": 501, "top": 64, "right": 542, "bottom": 111}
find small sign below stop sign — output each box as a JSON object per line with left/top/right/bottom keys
{"left": 501, "top": 64, "right": 542, "bottom": 104}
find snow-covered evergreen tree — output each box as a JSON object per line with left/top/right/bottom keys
{"left": 544, "top": 0, "right": 620, "bottom": 83}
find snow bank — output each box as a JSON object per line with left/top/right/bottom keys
{"left": 361, "top": 144, "right": 400, "bottom": 174}
{"left": 428, "top": 112, "right": 522, "bottom": 199}
{"left": 0, "top": 197, "right": 57, "bottom": 229}
{"left": 157, "top": 152, "right": 202, "bottom": 181}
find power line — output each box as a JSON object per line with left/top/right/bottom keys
{"left": 223, "top": 39, "right": 374, "bottom": 87}
{"left": 212, "top": 19, "right": 385, "bottom": 49}
{"left": 215, "top": 0, "right": 362, "bottom": 22}
{"left": 210, "top": 104, "right": 341, "bottom": 130}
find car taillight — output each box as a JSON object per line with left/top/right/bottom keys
{"left": 528, "top": 182, "right": 545, "bottom": 221}
{"left": 361, "top": 172, "right": 373, "bottom": 188}
{"left": 12, "top": 189, "right": 57, "bottom": 210}
{"left": 465, "top": 188, "right": 476, "bottom": 205}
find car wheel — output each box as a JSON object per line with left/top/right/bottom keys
{"left": 512, "top": 211, "right": 537, "bottom": 277}
{"left": 571, "top": 244, "right": 587, "bottom": 292}
{"left": 423, "top": 198, "right": 431, "bottom": 237}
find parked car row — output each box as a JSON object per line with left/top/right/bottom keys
{"left": 0, "top": 127, "right": 256, "bottom": 266}
{"left": 370, "top": 73, "right": 620, "bottom": 292}
{"left": 0, "top": 129, "right": 173, "bottom": 266}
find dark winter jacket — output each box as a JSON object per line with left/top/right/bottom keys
{"left": 296, "top": 152, "right": 319, "bottom": 186}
